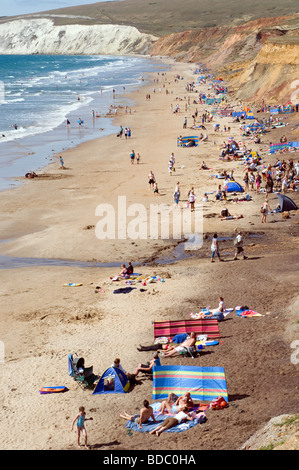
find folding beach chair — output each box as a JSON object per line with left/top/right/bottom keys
{"left": 68, "top": 353, "right": 98, "bottom": 389}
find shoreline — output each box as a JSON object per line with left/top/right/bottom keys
{"left": 0, "top": 56, "right": 298, "bottom": 451}
{"left": 0, "top": 54, "right": 168, "bottom": 193}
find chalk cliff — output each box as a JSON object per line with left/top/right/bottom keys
{"left": 0, "top": 18, "right": 157, "bottom": 55}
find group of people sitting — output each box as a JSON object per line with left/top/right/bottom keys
{"left": 118, "top": 262, "right": 134, "bottom": 278}
{"left": 119, "top": 391, "right": 203, "bottom": 435}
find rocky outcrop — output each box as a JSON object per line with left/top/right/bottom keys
{"left": 240, "top": 414, "right": 299, "bottom": 450}
{"left": 0, "top": 18, "right": 157, "bottom": 55}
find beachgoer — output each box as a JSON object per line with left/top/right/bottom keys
{"left": 173, "top": 182, "right": 181, "bottom": 208}
{"left": 233, "top": 231, "right": 247, "bottom": 260}
{"left": 119, "top": 264, "right": 129, "bottom": 277}
{"left": 204, "top": 296, "right": 225, "bottom": 321}
{"left": 162, "top": 333, "right": 196, "bottom": 358}
{"left": 243, "top": 172, "right": 249, "bottom": 192}
{"left": 134, "top": 352, "right": 161, "bottom": 377}
{"left": 223, "top": 176, "right": 230, "bottom": 194}
{"left": 261, "top": 199, "right": 271, "bottom": 223}
{"left": 130, "top": 150, "right": 135, "bottom": 165}
{"left": 119, "top": 400, "right": 157, "bottom": 429}
{"left": 255, "top": 173, "right": 261, "bottom": 194}
{"left": 153, "top": 182, "right": 159, "bottom": 195}
{"left": 71, "top": 406, "right": 93, "bottom": 449}
{"left": 211, "top": 233, "right": 223, "bottom": 262}
{"left": 148, "top": 171, "right": 155, "bottom": 189}
{"left": 111, "top": 357, "right": 135, "bottom": 383}
{"left": 59, "top": 156, "right": 65, "bottom": 169}
{"left": 149, "top": 406, "right": 194, "bottom": 436}
{"left": 188, "top": 189, "right": 196, "bottom": 212}
{"left": 158, "top": 392, "right": 194, "bottom": 415}
{"left": 136, "top": 153, "right": 141, "bottom": 164}
{"left": 126, "top": 262, "right": 134, "bottom": 275}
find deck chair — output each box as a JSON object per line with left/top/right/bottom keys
{"left": 68, "top": 353, "right": 98, "bottom": 389}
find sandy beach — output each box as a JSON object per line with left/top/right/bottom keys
{"left": 0, "top": 57, "right": 298, "bottom": 451}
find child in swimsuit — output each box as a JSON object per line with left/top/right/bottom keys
{"left": 71, "top": 406, "right": 93, "bottom": 449}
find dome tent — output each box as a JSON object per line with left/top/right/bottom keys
{"left": 226, "top": 181, "right": 244, "bottom": 192}
{"left": 93, "top": 366, "right": 130, "bottom": 395}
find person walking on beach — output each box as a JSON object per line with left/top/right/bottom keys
{"left": 211, "top": 233, "right": 223, "bottom": 263}
{"left": 233, "top": 230, "right": 247, "bottom": 260}
{"left": 255, "top": 172, "right": 262, "bottom": 194}
{"left": 148, "top": 171, "right": 155, "bottom": 189}
{"left": 71, "top": 406, "right": 93, "bottom": 449}
{"left": 173, "top": 182, "right": 181, "bottom": 209}
{"left": 130, "top": 150, "right": 135, "bottom": 165}
{"left": 59, "top": 156, "right": 65, "bottom": 169}
{"left": 260, "top": 199, "right": 271, "bottom": 223}
{"left": 188, "top": 188, "right": 196, "bottom": 212}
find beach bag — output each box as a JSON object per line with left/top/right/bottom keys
{"left": 210, "top": 396, "right": 228, "bottom": 410}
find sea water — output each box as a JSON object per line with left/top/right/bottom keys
{"left": 0, "top": 54, "right": 167, "bottom": 191}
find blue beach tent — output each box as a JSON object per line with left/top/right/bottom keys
{"left": 226, "top": 181, "right": 244, "bottom": 193}
{"left": 93, "top": 366, "right": 130, "bottom": 395}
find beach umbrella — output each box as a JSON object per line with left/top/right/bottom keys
{"left": 277, "top": 193, "right": 298, "bottom": 212}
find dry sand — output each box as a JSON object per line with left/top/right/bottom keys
{"left": 0, "top": 58, "right": 298, "bottom": 452}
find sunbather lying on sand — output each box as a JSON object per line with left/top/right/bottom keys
{"left": 158, "top": 392, "right": 194, "bottom": 415}
{"left": 161, "top": 333, "right": 196, "bottom": 357}
{"left": 149, "top": 406, "right": 194, "bottom": 436}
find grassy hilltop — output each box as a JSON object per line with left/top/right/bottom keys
{"left": 11, "top": 0, "right": 299, "bottom": 36}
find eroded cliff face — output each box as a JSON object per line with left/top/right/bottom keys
{"left": 149, "top": 15, "right": 299, "bottom": 103}
{"left": 229, "top": 41, "right": 299, "bottom": 104}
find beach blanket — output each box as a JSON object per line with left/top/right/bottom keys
{"left": 152, "top": 365, "right": 228, "bottom": 402}
{"left": 236, "top": 307, "right": 263, "bottom": 317}
{"left": 125, "top": 402, "right": 207, "bottom": 433}
{"left": 190, "top": 308, "right": 233, "bottom": 319}
{"left": 153, "top": 319, "right": 220, "bottom": 340}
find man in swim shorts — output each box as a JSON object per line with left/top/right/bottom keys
{"left": 119, "top": 400, "right": 158, "bottom": 429}
{"left": 162, "top": 332, "right": 196, "bottom": 357}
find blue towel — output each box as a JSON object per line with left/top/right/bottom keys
{"left": 125, "top": 402, "right": 206, "bottom": 433}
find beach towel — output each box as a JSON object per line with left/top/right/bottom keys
{"left": 152, "top": 365, "right": 228, "bottom": 402}
{"left": 190, "top": 308, "right": 233, "bottom": 320}
{"left": 153, "top": 319, "right": 220, "bottom": 340}
{"left": 124, "top": 402, "right": 207, "bottom": 433}
{"left": 113, "top": 287, "right": 136, "bottom": 294}
{"left": 236, "top": 307, "right": 263, "bottom": 317}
